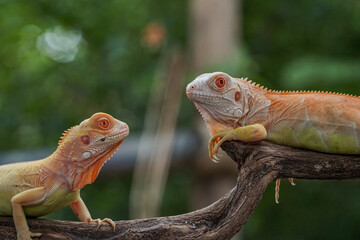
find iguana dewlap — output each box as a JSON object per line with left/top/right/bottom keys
{"left": 0, "top": 112, "right": 129, "bottom": 240}
{"left": 186, "top": 72, "right": 360, "bottom": 202}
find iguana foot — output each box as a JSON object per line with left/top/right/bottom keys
{"left": 275, "top": 178, "right": 296, "bottom": 203}
{"left": 275, "top": 178, "right": 281, "bottom": 204}
{"left": 208, "top": 124, "right": 267, "bottom": 162}
{"left": 17, "top": 230, "right": 41, "bottom": 240}
{"left": 208, "top": 136, "right": 222, "bottom": 163}
{"left": 88, "top": 218, "right": 116, "bottom": 231}
{"left": 289, "top": 177, "right": 295, "bottom": 186}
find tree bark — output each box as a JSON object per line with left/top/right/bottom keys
{"left": 1, "top": 140, "right": 360, "bottom": 240}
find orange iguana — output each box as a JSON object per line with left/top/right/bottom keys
{"left": 186, "top": 72, "right": 360, "bottom": 202}
{"left": 0, "top": 112, "right": 129, "bottom": 240}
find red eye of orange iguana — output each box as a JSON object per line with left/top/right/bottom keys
{"left": 215, "top": 77, "right": 226, "bottom": 88}
{"left": 98, "top": 118, "right": 110, "bottom": 129}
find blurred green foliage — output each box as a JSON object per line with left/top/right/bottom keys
{"left": 1, "top": 0, "right": 360, "bottom": 239}
{"left": 243, "top": 0, "right": 360, "bottom": 92}
{"left": 281, "top": 57, "right": 360, "bottom": 91}
{"left": 0, "top": 0, "right": 186, "bottom": 149}
{"left": 243, "top": 180, "right": 360, "bottom": 240}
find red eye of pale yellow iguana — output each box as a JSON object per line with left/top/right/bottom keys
{"left": 0, "top": 112, "right": 129, "bottom": 239}
{"left": 215, "top": 76, "right": 226, "bottom": 88}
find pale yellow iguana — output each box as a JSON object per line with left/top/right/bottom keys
{"left": 0, "top": 112, "right": 129, "bottom": 240}
{"left": 186, "top": 72, "right": 360, "bottom": 202}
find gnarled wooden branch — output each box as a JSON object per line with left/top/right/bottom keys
{"left": 1, "top": 141, "right": 360, "bottom": 240}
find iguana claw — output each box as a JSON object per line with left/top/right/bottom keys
{"left": 212, "top": 154, "right": 220, "bottom": 163}
{"left": 89, "top": 218, "right": 116, "bottom": 231}
{"left": 289, "top": 177, "right": 296, "bottom": 186}
{"left": 208, "top": 124, "right": 267, "bottom": 162}
{"left": 17, "top": 230, "right": 41, "bottom": 240}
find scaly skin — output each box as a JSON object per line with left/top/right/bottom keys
{"left": 186, "top": 72, "right": 360, "bottom": 202}
{"left": 0, "top": 113, "right": 129, "bottom": 240}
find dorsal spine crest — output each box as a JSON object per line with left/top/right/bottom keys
{"left": 239, "top": 77, "right": 360, "bottom": 99}
{"left": 58, "top": 126, "right": 76, "bottom": 145}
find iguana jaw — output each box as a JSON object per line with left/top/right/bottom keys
{"left": 73, "top": 128, "right": 129, "bottom": 190}
{"left": 43, "top": 113, "right": 129, "bottom": 191}
{"left": 193, "top": 102, "right": 232, "bottom": 135}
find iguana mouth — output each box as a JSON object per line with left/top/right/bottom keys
{"left": 187, "top": 90, "right": 223, "bottom": 104}
{"left": 96, "top": 129, "right": 129, "bottom": 143}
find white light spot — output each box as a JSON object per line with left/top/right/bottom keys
{"left": 37, "top": 26, "right": 83, "bottom": 63}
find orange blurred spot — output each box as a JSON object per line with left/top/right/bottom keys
{"left": 142, "top": 21, "right": 166, "bottom": 51}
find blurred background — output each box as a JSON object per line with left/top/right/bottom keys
{"left": 1, "top": 0, "right": 360, "bottom": 239}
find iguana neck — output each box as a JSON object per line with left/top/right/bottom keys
{"left": 234, "top": 79, "right": 271, "bottom": 127}
{"left": 40, "top": 139, "right": 122, "bottom": 192}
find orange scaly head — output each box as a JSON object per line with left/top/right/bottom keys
{"left": 51, "top": 112, "right": 129, "bottom": 191}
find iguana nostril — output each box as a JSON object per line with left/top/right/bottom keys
{"left": 186, "top": 84, "right": 197, "bottom": 99}
{"left": 186, "top": 83, "right": 196, "bottom": 92}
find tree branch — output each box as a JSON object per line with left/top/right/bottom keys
{"left": 1, "top": 141, "right": 360, "bottom": 240}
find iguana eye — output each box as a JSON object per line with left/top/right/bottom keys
{"left": 98, "top": 118, "right": 110, "bottom": 129}
{"left": 215, "top": 77, "right": 226, "bottom": 88}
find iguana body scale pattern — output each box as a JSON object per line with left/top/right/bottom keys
{"left": 186, "top": 72, "right": 360, "bottom": 203}
{"left": 187, "top": 72, "right": 360, "bottom": 155}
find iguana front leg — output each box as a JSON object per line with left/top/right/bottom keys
{"left": 11, "top": 187, "right": 46, "bottom": 240}
{"left": 70, "top": 196, "right": 116, "bottom": 230}
{"left": 208, "top": 124, "right": 296, "bottom": 202}
{"left": 208, "top": 123, "right": 267, "bottom": 163}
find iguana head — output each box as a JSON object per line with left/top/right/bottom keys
{"left": 52, "top": 112, "right": 129, "bottom": 190}
{"left": 186, "top": 72, "right": 268, "bottom": 135}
